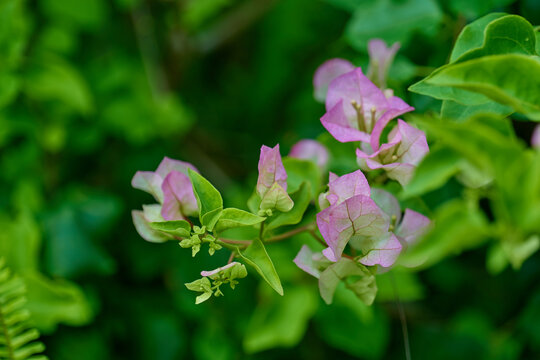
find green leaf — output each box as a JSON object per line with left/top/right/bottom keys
{"left": 238, "top": 238, "right": 283, "bottom": 296}
{"left": 403, "top": 145, "right": 462, "bottom": 197}
{"left": 188, "top": 169, "right": 223, "bottom": 231}
{"left": 345, "top": 0, "right": 442, "bottom": 51}
{"left": 213, "top": 208, "right": 265, "bottom": 234}
{"left": 23, "top": 55, "right": 94, "bottom": 115}
{"left": 265, "top": 182, "right": 311, "bottom": 232}
{"left": 450, "top": 14, "right": 535, "bottom": 63}
{"left": 243, "top": 286, "right": 318, "bottom": 354}
{"left": 375, "top": 269, "right": 425, "bottom": 302}
{"left": 315, "top": 286, "right": 389, "bottom": 358}
{"left": 400, "top": 199, "right": 490, "bottom": 268}
{"left": 441, "top": 99, "right": 513, "bottom": 121}
{"left": 149, "top": 220, "right": 191, "bottom": 238}
{"left": 412, "top": 55, "right": 540, "bottom": 120}
{"left": 282, "top": 157, "right": 321, "bottom": 198}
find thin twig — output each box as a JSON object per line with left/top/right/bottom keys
{"left": 390, "top": 272, "right": 411, "bottom": 360}
{"left": 227, "top": 251, "right": 235, "bottom": 264}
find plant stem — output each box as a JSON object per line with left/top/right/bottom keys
{"left": 265, "top": 223, "right": 314, "bottom": 242}
{"left": 390, "top": 272, "right": 411, "bottom": 360}
{"left": 227, "top": 251, "right": 235, "bottom": 264}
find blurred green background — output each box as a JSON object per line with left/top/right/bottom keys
{"left": 1, "top": 0, "right": 540, "bottom": 359}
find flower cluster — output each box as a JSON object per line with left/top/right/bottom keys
{"left": 293, "top": 39, "right": 431, "bottom": 304}
{"left": 131, "top": 38, "right": 432, "bottom": 306}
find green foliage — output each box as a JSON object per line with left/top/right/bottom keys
{"left": 213, "top": 208, "right": 265, "bottom": 234}
{"left": 243, "top": 285, "right": 318, "bottom": 353}
{"left": 149, "top": 220, "right": 191, "bottom": 238}
{"left": 345, "top": 0, "right": 442, "bottom": 51}
{"left": 0, "top": 259, "right": 48, "bottom": 360}
{"left": 188, "top": 169, "right": 224, "bottom": 231}
{"left": 238, "top": 239, "right": 284, "bottom": 296}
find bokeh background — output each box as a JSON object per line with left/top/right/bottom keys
{"left": 1, "top": 0, "right": 540, "bottom": 359}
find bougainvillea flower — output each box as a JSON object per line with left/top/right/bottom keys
{"left": 257, "top": 145, "right": 288, "bottom": 197}
{"left": 256, "top": 144, "right": 293, "bottom": 213}
{"left": 370, "top": 188, "right": 430, "bottom": 246}
{"left": 289, "top": 139, "right": 330, "bottom": 170}
{"left": 355, "top": 189, "right": 430, "bottom": 267}
{"left": 356, "top": 120, "right": 429, "bottom": 186}
{"left": 532, "top": 125, "right": 540, "bottom": 148}
{"left": 316, "top": 170, "right": 389, "bottom": 262}
{"left": 367, "top": 39, "right": 400, "bottom": 89}
{"left": 321, "top": 68, "right": 414, "bottom": 143}
{"left": 313, "top": 58, "right": 355, "bottom": 103}
{"left": 319, "top": 170, "right": 371, "bottom": 208}
{"left": 132, "top": 204, "right": 172, "bottom": 243}
{"left": 132, "top": 157, "right": 199, "bottom": 221}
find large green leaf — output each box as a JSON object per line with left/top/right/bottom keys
{"left": 400, "top": 199, "right": 490, "bottom": 268}
{"left": 213, "top": 208, "right": 265, "bottom": 234}
{"left": 345, "top": 0, "right": 442, "bottom": 51}
{"left": 441, "top": 99, "right": 513, "bottom": 121}
{"left": 238, "top": 238, "right": 283, "bottom": 296}
{"left": 417, "top": 55, "right": 540, "bottom": 120}
{"left": 450, "top": 14, "right": 535, "bottom": 62}
{"left": 243, "top": 285, "right": 317, "bottom": 353}
{"left": 188, "top": 169, "right": 223, "bottom": 231}
{"left": 403, "top": 144, "right": 462, "bottom": 197}
{"left": 265, "top": 182, "right": 311, "bottom": 232}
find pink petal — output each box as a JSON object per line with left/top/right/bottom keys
{"left": 370, "top": 188, "right": 401, "bottom": 223}
{"left": 370, "top": 97, "right": 414, "bottom": 151}
{"left": 293, "top": 245, "right": 323, "bottom": 278}
{"left": 396, "top": 209, "right": 431, "bottom": 246}
{"left": 161, "top": 170, "right": 199, "bottom": 221}
{"left": 321, "top": 101, "right": 371, "bottom": 143}
{"left": 326, "top": 68, "right": 388, "bottom": 124}
{"left": 156, "top": 156, "right": 198, "bottom": 178}
{"left": 320, "top": 195, "right": 389, "bottom": 261}
{"left": 289, "top": 139, "right": 330, "bottom": 169}
{"left": 359, "top": 233, "right": 402, "bottom": 267}
{"left": 532, "top": 125, "right": 540, "bottom": 148}
{"left": 131, "top": 171, "right": 164, "bottom": 203}
{"left": 313, "top": 58, "right": 355, "bottom": 102}
{"left": 326, "top": 170, "right": 371, "bottom": 206}
{"left": 367, "top": 39, "right": 400, "bottom": 88}
{"left": 256, "top": 144, "right": 288, "bottom": 198}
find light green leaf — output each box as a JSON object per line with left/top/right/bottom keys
{"left": 265, "top": 182, "right": 311, "bottom": 232}
{"left": 400, "top": 199, "right": 490, "bottom": 268}
{"left": 450, "top": 14, "right": 535, "bottom": 63}
{"left": 441, "top": 99, "right": 513, "bottom": 121}
{"left": 188, "top": 169, "right": 223, "bottom": 231}
{"left": 243, "top": 286, "right": 318, "bottom": 354}
{"left": 345, "top": 0, "right": 442, "bottom": 51}
{"left": 213, "top": 208, "right": 265, "bottom": 234}
{"left": 238, "top": 238, "right": 283, "bottom": 295}
{"left": 413, "top": 54, "right": 540, "bottom": 120}
{"left": 149, "top": 220, "right": 191, "bottom": 238}
{"left": 403, "top": 145, "right": 462, "bottom": 197}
